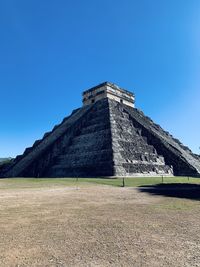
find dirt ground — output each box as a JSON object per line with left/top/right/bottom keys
{"left": 0, "top": 184, "right": 200, "bottom": 267}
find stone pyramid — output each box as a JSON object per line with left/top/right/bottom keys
{"left": 1, "top": 82, "right": 200, "bottom": 178}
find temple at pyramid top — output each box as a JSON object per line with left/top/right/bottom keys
{"left": 82, "top": 82, "right": 135, "bottom": 108}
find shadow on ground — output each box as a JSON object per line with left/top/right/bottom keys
{"left": 138, "top": 183, "right": 200, "bottom": 200}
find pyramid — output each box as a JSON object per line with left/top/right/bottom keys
{"left": 1, "top": 82, "right": 200, "bottom": 178}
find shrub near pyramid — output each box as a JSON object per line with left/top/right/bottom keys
{"left": 1, "top": 82, "right": 200, "bottom": 178}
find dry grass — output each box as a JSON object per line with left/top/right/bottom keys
{"left": 0, "top": 181, "right": 200, "bottom": 266}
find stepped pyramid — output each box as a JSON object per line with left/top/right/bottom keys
{"left": 1, "top": 82, "right": 200, "bottom": 178}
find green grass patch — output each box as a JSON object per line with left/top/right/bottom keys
{"left": 0, "top": 176, "right": 200, "bottom": 189}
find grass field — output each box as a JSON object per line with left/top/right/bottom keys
{"left": 0, "top": 176, "right": 199, "bottom": 189}
{"left": 0, "top": 177, "right": 200, "bottom": 266}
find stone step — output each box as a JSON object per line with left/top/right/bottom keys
{"left": 51, "top": 160, "right": 113, "bottom": 171}
{"left": 115, "top": 134, "right": 148, "bottom": 143}
{"left": 84, "top": 114, "right": 110, "bottom": 127}
{"left": 120, "top": 151, "right": 163, "bottom": 163}
{"left": 87, "top": 104, "right": 109, "bottom": 116}
{"left": 48, "top": 163, "right": 113, "bottom": 177}
{"left": 65, "top": 142, "right": 111, "bottom": 154}
{"left": 58, "top": 148, "right": 112, "bottom": 159}
{"left": 80, "top": 122, "right": 110, "bottom": 135}
{"left": 114, "top": 142, "right": 156, "bottom": 154}
{"left": 71, "top": 129, "right": 111, "bottom": 144}
{"left": 91, "top": 105, "right": 110, "bottom": 113}
{"left": 57, "top": 150, "right": 113, "bottom": 165}
{"left": 122, "top": 162, "right": 172, "bottom": 174}
{"left": 92, "top": 99, "right": 109, "bottom": 111}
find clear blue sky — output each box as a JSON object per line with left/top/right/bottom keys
{"left": 0, "top": 0, "right": 200, "bottom": 157}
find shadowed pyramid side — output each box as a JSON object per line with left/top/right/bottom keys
{"left": 45, "top": 99, "right": 114, "bottom": 177}
{"left": 0, "top": 99, "right": 114, "bottom": 178}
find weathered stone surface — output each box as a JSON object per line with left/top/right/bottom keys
{"left": 1, "top": 96, "right": 200, "bottom": 178}
{"left": 123, "top": 104, "right": 200, "bottom": 176}
{"left": 109, "top": 100, "right": 173, "bottom": 176}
